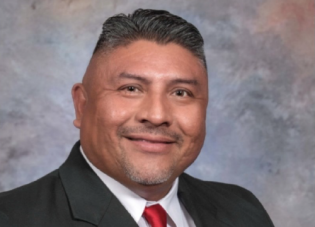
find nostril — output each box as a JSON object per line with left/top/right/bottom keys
{"left": 138, "top": 119, "right": 169, "bottom": 127}
{"left": 136, "top": 103, "right": 172, "bottom": 127}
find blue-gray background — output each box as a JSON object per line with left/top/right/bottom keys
{"left": 0, "top": 0, "right": 314, "bottom": 226}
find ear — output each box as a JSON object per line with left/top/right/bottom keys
{"left": 71, "top": 83, "right": 87, "bottom": 129}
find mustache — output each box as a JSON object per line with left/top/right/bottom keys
{"left": 117, "top": 126, "right": 183, "bottom": 143}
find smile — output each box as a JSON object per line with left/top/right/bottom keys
{"left": 124, "top": 135, "right": 175, "bottom": 153}
{"left": 127, "top": 137, "right": 174, "bottom": 144}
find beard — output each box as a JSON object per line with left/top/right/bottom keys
{"left": 116, "top": 125, "right": 182, "bottom": 185}
{"left": 119, "top": 147, "right": 176, "bottom": 185}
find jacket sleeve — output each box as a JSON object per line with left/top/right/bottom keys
{"left": 0, "top": 211, "right": 12, "bottom": 227}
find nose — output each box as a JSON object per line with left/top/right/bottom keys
{"left": 135, "top": 93, "right": 172, "bottom": 127}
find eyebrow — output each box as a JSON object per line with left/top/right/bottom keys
{"left": 117, "top": 72, "right": 199, "bottom": 86}
{"left": 169, "top": 78, "right": 199, "bottom": 86}
{"left": 118, "top": 72, "right": 150, "bottom": 84}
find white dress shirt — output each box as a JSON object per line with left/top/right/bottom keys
{"left": 80, "top": 147, "right": 196, "bottom": 227}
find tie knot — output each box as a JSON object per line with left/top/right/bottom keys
{"left": 143, "top": 204, "right": 167, "bottom": 227}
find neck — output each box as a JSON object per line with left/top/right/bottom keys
{"left": 129, "top": 180, "right": 174, "bottom": 201}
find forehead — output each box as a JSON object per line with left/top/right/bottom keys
{"left": 91, "top": 40, "right": 207, "bottom": 84}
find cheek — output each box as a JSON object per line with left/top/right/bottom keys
{"left": 175, "top": 104, "right": 207, "bottom": 139}
{"left": 173, "top": 104, "right": 206, "bottom": 161}
{"left": 94, "top": 97, "right": 136, "bottom": 130}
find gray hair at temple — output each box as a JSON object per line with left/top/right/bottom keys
{"left": 93, "top": 9, "right": 207, "bottom": 70}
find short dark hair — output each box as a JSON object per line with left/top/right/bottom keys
{"left": 93, "top": 9, "right": 207, "bottom": 69}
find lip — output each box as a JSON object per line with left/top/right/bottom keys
{"left": 124, "top": 135, "right": 176, "bottom": 153}
{"left": 126, "top": 134, "right": 176, "bottom": 143}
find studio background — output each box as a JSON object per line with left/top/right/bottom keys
{"left": 0, "top": 0, "right": 314, "bottom": 227}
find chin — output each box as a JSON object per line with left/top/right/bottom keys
{"left": 122, "top": 161, "right": 175, "bottom": 186}
{"left": 129, "top": 172, "right": 173, "bottom": 186}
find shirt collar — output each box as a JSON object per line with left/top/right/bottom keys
{"left": 80, "top": 146, "right": 182, "bottom": 225}
{"left": 147, "top": 178, "right": 183, "bottom": 226}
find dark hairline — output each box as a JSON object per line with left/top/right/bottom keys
{"left": 93, "top": 9, "right": 207, "bottom": 70}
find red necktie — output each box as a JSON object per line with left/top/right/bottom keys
{"left": 143, "top": 204, "right": 167, "bottom": 227}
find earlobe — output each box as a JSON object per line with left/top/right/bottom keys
{"left": 71, "top": 83, "right": 87, "bottom": 129}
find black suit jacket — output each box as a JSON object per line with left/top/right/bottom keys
{"left": 0, "top": 141, "right": 274, "bottom": 227}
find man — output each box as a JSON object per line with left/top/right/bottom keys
{"left": 0, "top": 9, "right": 274, "bottom": 227}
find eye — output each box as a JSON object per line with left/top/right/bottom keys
{"left": 174, "top": 89, "right": 190, "bottom": 97}
{"left": 125, "top": 86, "right": 138, "bottom": 92}
{"left": 119, "top": 85, "right": 142, "bottom": 96}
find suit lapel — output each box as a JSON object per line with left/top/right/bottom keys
{"left": 98, "top": 195, "right": 139, "bottom": 227}
{"left": 178, "top": 174, "right": 224, "bottom": 227}
{"left": 59, "top": 141, "right": 138, "bottom": 227}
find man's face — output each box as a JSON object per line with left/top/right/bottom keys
{"left": 72, "top": 40, "right": 208, "bottom": 194}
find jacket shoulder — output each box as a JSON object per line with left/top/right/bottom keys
{"left": 179, "top": 173, "right": 275, "bottom": 227}
{"left": 181, "top": 173, "right": 261, "bottom": 204}
{"left": 0, "top": 170, "right": 60, "bottom": 206}
{"left": 0, "top": 169, "right": 69, "bottom": 226}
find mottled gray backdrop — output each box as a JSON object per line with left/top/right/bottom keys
{"left": 0, "top": 0, "right": 314, "bottom": 226}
